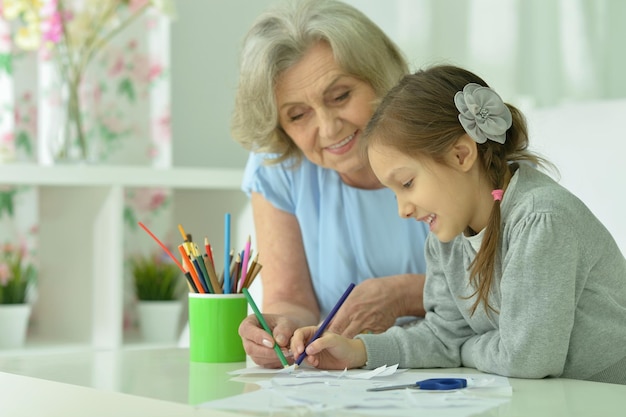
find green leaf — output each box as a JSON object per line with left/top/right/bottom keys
{"left": 118, "top": 78, "right": 135, "bottom": 101}
{"left": 0, "top": 190, "right": 17, "bottom": 218}
{"left": 15, "top": 131, "right": 33, "bottom": 155}
{"left": 0, "top": 53, "right": 13, "bottom": 75}
{"left": 123, "top": 206, "right": 137, "bottom": 229}
{"left": 129, "top": 255, "right": 184, "bottom": 301}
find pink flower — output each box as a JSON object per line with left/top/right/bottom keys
{"left": 0, "top": 263, "right": 11, "bottom": 286}
{"left": 149, "top": 190, "right": 167, "bottom": 210}
{"left": 42, "top": 11, "right": 63, "bottom": 44}
{"left": 155, "top": 112, "right": 171, "bottom": 143}
{"left": 108, "top": 55, "right": 125, "bottom": 77}
{"left": 129, "top": 0, "right": 150, "bottom": 14}
{"left": 1, "top": 132, "right": 14, "bottom": 144}
{"left": 128, "top": 188, "right": 169, "bottom": 212}
{"left": 148, "top": 63, "right": 163, "bottom": 82}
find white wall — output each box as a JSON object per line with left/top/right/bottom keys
{"left": 170, "top": 0, "right": 274, "bottom": 169}
{"left": 527, "top": 100, "right": 626, "bottom": 255}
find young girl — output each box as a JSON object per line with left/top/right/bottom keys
{"left": 290, "top": 65, "right": 626, "bottom": 384}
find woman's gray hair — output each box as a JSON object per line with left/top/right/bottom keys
{"left": 231, "top": 0, "right": 409, "bottom": 164}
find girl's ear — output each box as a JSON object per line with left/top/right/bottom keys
{"left": 450, "top": 134, "right": 478, "bottom": 173}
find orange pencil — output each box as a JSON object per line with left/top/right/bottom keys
{"left": 178, "top": 244, "right": 205, "bottom": 293}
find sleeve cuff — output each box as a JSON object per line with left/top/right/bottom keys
{"left": 355, "top": 333, "right": 402, "bottom": 370}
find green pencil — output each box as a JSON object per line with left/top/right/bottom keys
{"left": 242, "top": 288, "right": 289, "bottom": 367}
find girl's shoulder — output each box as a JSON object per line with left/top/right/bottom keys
{"left": 506, "top": 164, "right": 588, "bottom": 215}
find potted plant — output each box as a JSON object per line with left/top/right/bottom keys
{"left": 129, "top": 251, "right": 185, "bottom": 343}
{"left": 0, "top": 243, "right": 37, "bottom": 349}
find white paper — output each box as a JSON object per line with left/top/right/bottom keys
{"left": 229, "top": 363, "right": 403, "bottom": 379}
{"left": 202, "top": 369, "right": 512, "bottom": 416}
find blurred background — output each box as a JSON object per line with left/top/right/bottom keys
{"left": 172, "top": 0, "right": 626, "bottom": 168}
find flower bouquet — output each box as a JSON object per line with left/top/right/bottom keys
{"left": 0, "top": 243, "right": 36, "bottom": 305}
{"left": 2, "top": 0, "right": 175, "bottom": 162}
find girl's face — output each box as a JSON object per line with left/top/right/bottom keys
{"left": 275, "top": 41, "right": 380, "bottom": 188}
{"left": 368, "top": 138, "right": 492, "bottom": 242}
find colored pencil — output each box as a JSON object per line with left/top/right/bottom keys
{"left": 178, "top": 244, "right": 205, "bottom": 293}
{"left": 193, "top": 255, "right": 211, "bottom": 293}
{"left": 237, "top": 236, "right": 251, "bottom": 293}
{"left": 137, "top": 222, "right": 184, "bottom": 272}
{"left": 202, "top": 255, "right": 222, "bottom": 294}
{"left": 204, "top": 237, "right": 214, "bottom": 266}
{"left": 223, "top": 213, "right": 231, "bottom": 294}
{"left": 295, "top": 283, "right": 356, "bottom": 366}
{"left": 242, "top": 288, "right": 289, "bottom": 368}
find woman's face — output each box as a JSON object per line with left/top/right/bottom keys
{"left": 275, "top": 42, "right": 378, "bottom": 186}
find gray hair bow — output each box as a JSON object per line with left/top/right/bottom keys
{"left": 454, "top": 83, "right": 512, "bottom": 144}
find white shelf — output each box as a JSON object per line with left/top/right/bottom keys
{"left": 0, "top": 163, "right": 248, "bottom": 352}
{"left": 0, "top": 163, "right": 243, "bottom": 188}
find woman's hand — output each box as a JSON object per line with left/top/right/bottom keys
{"left": 291, "top": 326, "right": 367, "bottom": 370}
{"left": 327, "top": 275, "right": 426, "bottom": 338}
{"left": 238, "top": 313, "right": 297, "bottom": 368}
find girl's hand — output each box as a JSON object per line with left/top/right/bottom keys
{"left": 238, "top": 313, "right": 296, "bottom": 368}
{"left": 291, "top": 326, "right": 367, "bottom": 370}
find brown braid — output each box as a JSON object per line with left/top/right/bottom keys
{"left": 465, "top": 141, "right": 512, "bottom": 315}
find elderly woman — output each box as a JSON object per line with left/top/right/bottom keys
{"left": 232, "top": 0, "right": 429, "bottom": 368}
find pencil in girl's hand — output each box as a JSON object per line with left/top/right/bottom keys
{"left": 295, "top": 283, "right": 356, "bottom": 367}
{"left": 242, "top": 288, "right": 289, "bottom": 368}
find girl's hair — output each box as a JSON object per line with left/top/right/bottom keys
{"left": 231, "top": 0, "right": 408, "bottom": 164}
{"left": 363, "top": 65, "right": 545, "bottom": 316}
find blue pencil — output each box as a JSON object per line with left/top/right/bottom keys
{"left": 223, "top": 213, "right": 231, "bottom": 294}
{"left": 295, "top": 282, "right": 356, "bottom": 366}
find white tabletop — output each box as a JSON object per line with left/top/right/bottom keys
{"left": 0, "top": 347, "right": 624, "bottom": 416}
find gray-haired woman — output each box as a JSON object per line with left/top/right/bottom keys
{"left": 233, "top": 0, "right": 429, "bottom": 368}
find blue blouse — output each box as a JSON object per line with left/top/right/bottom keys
{"left": 242, "top": 153, "right": 428, "bottom": 317}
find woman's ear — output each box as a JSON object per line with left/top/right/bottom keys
{"left": 450, "top": 134, "right": 478, "bottom": 173}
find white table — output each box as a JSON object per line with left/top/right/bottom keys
{"left": 0, "top": 347, "right": 624, "bottom": 416}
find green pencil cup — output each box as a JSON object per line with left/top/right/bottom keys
{"left": 188, "top": 293, "right": 247, "bottom": 363}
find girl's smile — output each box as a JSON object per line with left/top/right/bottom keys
{"left": 367, "top": 136, "right": 494, "bottom": 242}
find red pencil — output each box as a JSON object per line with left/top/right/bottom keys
{"left": 138, "top": 222, "right": 184, "bottom": 272}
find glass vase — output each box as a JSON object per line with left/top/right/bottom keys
{"left": 49, "top": 77, "right": 100, "bottom": 164}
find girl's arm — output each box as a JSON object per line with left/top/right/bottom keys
{"left": 461, "top": 212, "right": 577, "bottom": 378}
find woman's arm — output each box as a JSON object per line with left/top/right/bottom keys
{"left": 327, "top": 274, "right": 426, "bottom": 338}
{"left": 239, "top": 192, "right": 320, "bottom": 367}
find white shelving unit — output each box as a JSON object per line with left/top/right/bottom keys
{"left": 0, "top": 163, "right": 248, "bottom": 351}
